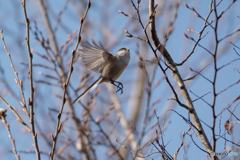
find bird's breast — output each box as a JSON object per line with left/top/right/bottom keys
{"left": 101, "top": 61, "right": 127, "bottom": 81}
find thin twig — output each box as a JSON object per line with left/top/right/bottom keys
{"left": 22, "top": 0, "right": 40, "bottom": 159}
{"left": 184, "top": 64, "right": 210, "bottom": 81}
{"left": 0, "top": 96, "right": 31, "bottom": 132}
{"left": 0, "top": 109, "right": 20, "bottom": 160}
{"left": 1, "top": 30, "right": 29, "bottom": 117}
{"left": 192, "top": 92, "right": 211, "bottom": 103}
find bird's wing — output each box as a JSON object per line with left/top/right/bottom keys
{"left": 79, "top": 41, "right": 114, "bottom": 73}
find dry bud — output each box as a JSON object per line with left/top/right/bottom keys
{"left": 83, "top": 110, "right": 88, "bottom": 117}
{"left": 233, "top": 95, "right": 240, "bottom": 102}
{"left": 153, "top": 108, "right": 156, "bottom": 114}
{"left": 109, "top": 150, "right": 116, "bottom": 157}
{"left": 19, "top": 101, "right": 25, "bottom": 107}
{"left": 125, "top": 34, "right": 132, "bottom": 37}
{"left": 60, "top": 44, "right": 64, "bottom": 49}
{"left": 118, "top": 116, "right": 121, "bottom": 122}
{"left": 219, "top": 11, "right": 224, "bottom": 18}
{"left": 184, "top": 2, "right": 189, "bottom": 8}
{"left": 95, "top": 116, "right": 101, "bottom": 123}
{"left": 174, "top": 153, "right": 177, "bottom": 159}
{"left": 23, "top": 108, "right": 28, "bottom": 114}
{"left": 54, "top": 94, "right": 62, "bottom": 99}
{"left": 110, "top": 104, "right": 115, "bottom": 110}
{"left": 20, "top": 80, "right": 23, "bottom": 88}
{"left": 152, "top": 11, "right": 156, "bottom": 16}
{"left": 67, "top": 34, "right": 72, "bottom": 43}
{"left": 168, "top": 26, "right": 174, "bottom": 34}
{"left": 194, "top": 12, "right": 199, "bottom": 17}
{"left": 149, "top": 12, "right": 153, "bottom": 18}
{"left": 58, "top": 123, "right": 62, "bottom": 133}
{"left": 95, "top": 88, "right": 100, "bottom": 95}
{"left": 72, "top": 49, "right": 76, "bottom": 56}
{"left": 28, "top": 97, "right": 31, "bottom": 106}
{"left": 182, "top": 131, "right": 185, "bottom": 136}
{"left": 15, "top": 79, "right": 18, "bottom": 85}
{"left": 17, "top": 118, "right": 24, "bottom": 124}
{"left": 50, "top": 133, "right": 54, "bottom": 141}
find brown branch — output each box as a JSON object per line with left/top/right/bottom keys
{"left": 126, "top": 0, "right": 188, "bottom": 110}
{"left": 49, "top": 1, "right": 91, "bottom": 159}
{"left": 148, "top": 0, "right": 214, "bottom": 158}
{"left": 22, "top": 1, "right": 40, "bottom": 159}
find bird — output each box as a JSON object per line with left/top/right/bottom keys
{"left": 72, "top": 41, "right": 130, "bottom": 104}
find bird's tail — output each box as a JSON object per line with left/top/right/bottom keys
{"left": 72, "top": 77, "right": 103, "bottom": 104}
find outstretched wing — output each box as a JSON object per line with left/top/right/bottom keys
{"left": 79, "top": 41, "right": 113, "bottom": 73}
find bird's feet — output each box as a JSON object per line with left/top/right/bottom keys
{"left": 110, "top": 80, "right": 123, "bottom": 94}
